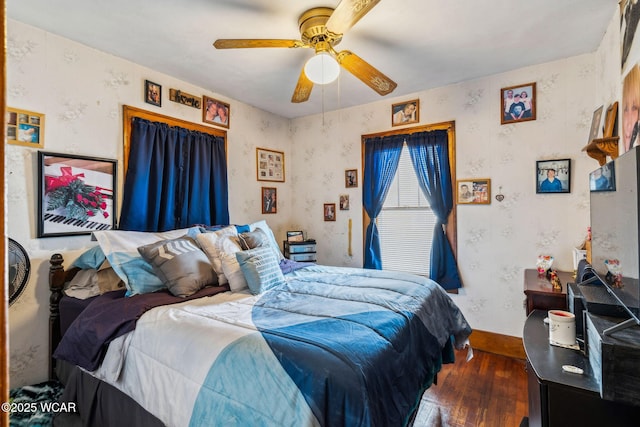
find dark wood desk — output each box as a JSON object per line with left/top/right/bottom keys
{"left": 523, "top": 269, "right": 572, "bottom": 315}
{"left": 523, "top": 310, "right": 639, "bottom": 427}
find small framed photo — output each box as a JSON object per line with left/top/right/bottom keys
{"left": 456, "top": 179, "right": 491, "bottom": 204}
{"left": 588, "top": 105, "right": 604, "bottom": 143}
{"left": 6, "top": 107, "right": 44, "bottom": 148}
{"left": 603, "top": 102, "right": 618, "bottom": 138}
{"left": 345, "top": 169, "right": 358, "bottom": 188}
{"left": 501, "top": 82, "right": 536, "bottom": 124}
{"left": 339, "top": 194, "right": 350, "bottom": 210}
{"left": 145, "top": 80, "right": 162, "bottom": 107}
{"left": 287, "top": 231, "right": 304, "bottom": 243}
{"left": 256, "top": 147, "right": 285, "bottom": 182}
{"left": 38, "top": 151, "right": 117, "bottom": 238}
{"left": 261, "top": 187, "right": 277, "bottom": 214}
{"left": 324, "top": 203, "right": 336, "bottom": 221}
{"left": 536, "top": 159, "right": 571, "bottom": 194}
{"left": 589, "top": 161, "right": 616, "bottom": 192}
{"left": 392, "top": 99, "right": 419, "bottom": 126}
{"left": 202, "top": 95, "right": 230, "bottom": 128}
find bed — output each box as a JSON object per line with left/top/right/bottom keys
{"left": 48, "top": 222, "right": 472, "bottom": 427}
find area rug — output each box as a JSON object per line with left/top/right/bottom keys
{"left": 9, "top": 380, "right": 63, "bottom": 427}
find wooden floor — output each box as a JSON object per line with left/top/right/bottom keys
{"left": 414, "top": 349, "right": 528, "bottom": 427}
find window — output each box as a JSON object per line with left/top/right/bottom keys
{"left": 378, "top": 144, "right": 437, "bottom": 276}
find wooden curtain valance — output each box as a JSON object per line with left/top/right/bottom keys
{"left": 122, "top": 105, "right": 227, "bottom": 174}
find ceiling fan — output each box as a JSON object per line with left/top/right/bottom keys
{"left": 213, "top": 0, "right": 397, "bottom": 103}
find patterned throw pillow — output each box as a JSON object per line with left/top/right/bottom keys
{"left": 236, "top": 247, "right": 286, "bottom": 295}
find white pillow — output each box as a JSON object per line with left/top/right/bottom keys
{"left": 220, "top": 249, "right": 248, "bottom": 292}
{"left": 196, "top": 226, "right": 239, "bottom": 285}
{"left": 248, "top": 220, "right": 284, "bottom": 261}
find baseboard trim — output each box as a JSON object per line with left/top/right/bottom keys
{"left": 469, "top": 329, "right": 525, "bottom": 360}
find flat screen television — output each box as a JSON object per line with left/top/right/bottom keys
{"left": 586, "top": 146, "right": 640, "bottom": 335}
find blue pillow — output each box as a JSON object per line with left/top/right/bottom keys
{"left": 236, "top": 247, "right": 285, "bottom": 295}
{"left": 71, "top": 245, "right": 106, "bottom": 270}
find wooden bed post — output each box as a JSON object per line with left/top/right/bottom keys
{"left": 49, "top": 253, "right": 65, "bottom": 380}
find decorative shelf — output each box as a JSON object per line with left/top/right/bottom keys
{"left": 582, "top": 136, "right": 619, "bottom": 166}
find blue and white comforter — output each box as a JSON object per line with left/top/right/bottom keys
{"left": 92, "top": 265, "right": 471, "bottom": 427}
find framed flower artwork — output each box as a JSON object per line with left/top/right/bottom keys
{"left": 37, "top": 151, "right": 118, "bottom": 237}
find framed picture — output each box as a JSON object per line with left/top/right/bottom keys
{"left": 536, "top": 159, "right": 571, "bottom": 194}
{"left": 339, "top": 194, "right": 350, "bottom": 210}
{"left": 588, "top": 105, "right": 604, "bottom": 143}
{"left": 324, "top": 203, "right": 336, "bottom": 221}
{"left": 202, "top": 95, "right": 230, "bottom": 128}
{"left": 603, "top": 102, "right": 618, "bottom": 138}
{"left": 261, "top": 187, "right": 277, "bottom": 214}
{"left": 589, "top": 161, "right": 616, "bottom": 192}
{"left": 38, "top": 151, "right": 117, "bottom": 238}
{"left": 391, "top": 99, "right": 419, "bottom": 126}
{"left": 145, "top": 80, "right": 162, "bottom": 107}
{"left": 501, "top": 82, "right": 536, "bottom": 125}
{"left": 345, "top": 169, "right": 358, "bottom": 188}
{"left": 456, "top": 179, "right": 491, "bottom": 204}
{"left": 256, "top": 147, "right": 285, "bottom": 182}
{"left": 287, "top": 231, "right": 304, "bottom": 243}
{"left": 6, "top": 107, "right": 44, "bottom": 148}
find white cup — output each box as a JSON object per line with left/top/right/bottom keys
{"left": 548, "top": 310, "right": 576, "bottom": 346}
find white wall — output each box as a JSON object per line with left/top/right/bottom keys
{"left": 6, "top": 8, "right": 621, "bottom": 387}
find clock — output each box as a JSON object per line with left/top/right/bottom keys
{"left": 9, "top": 238, "right": 30, "bottom": 305}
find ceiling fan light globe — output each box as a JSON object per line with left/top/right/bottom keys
{"left": 304, "top": 53, "right": 340, "bottom": 85}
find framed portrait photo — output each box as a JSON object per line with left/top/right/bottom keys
{"left": 286, "top": 231, "right": 304, "bottom": 243}
{"left": 339, "top": 194, "right": 350, "bottom": 210}
{"left": 391, "top": 99, "right": 419, "bottom": 127}
{"left": 588, "top": 105, "right": 604, "bottom": 143}
{"left": 145, "top": 80, "right": 162, "bottom": 107}
{"left": 38, "top": 151, "right": 117, "bottom": 238}
{"left": 501, "top": 82, "right": 536, "bottom": 125}
{"left": 256, "top": 147, "right": 285, "bottom": 182}
{"left": 261, "top": 187, "right": 277, "bottom": 214}
{"left": 345, "top": 169, "right": 358, "bottom": 188}
{"left": 202, "top": 95, "right": 230, "bottom": 128}
{"left": 456, "top": 179, "right": 491, "bottom": 205}
{"left": 6, "top": 107, "right": 44, "bottom": 148}
{"left": 536, "top": 159, "right": 571, "bottom": 194}
{"left": 589, "top": 161, "right": 616, "bottom": 192}
{"left": 323, "top": 203, "right": 336, "bottom": 221}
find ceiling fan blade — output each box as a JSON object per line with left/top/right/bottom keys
{"left": 291, "top": 67, "right": 314, "bottom": 103}
{"left": 325, "top": 0, "right": 381, "bottom": 35}
{"left": 337, "top": 50, "right": 397, "bottom": 96}
{"left": 213, "top": 39, "right": 307, "bottom": 49}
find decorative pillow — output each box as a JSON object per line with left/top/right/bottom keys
{"left": 236, "top": 247, "right": 286, "bottom": 295}
{"left": 220, "top": 249, "right": 248, "bottom": 292}
{"left": 64, "top": 269, "right": 100, "bottom": 300}
{"left": 247, "top": 220, "right": 284, "bottom": 261}
{"left": 236, "top": 228, "right": 269, "bottom": 251}
{"left": 96, "top": 260, "right": 125, "bottom": 294}
{"left": 71, "top": 245, "right": 107, "bottom": 270}
{"left": 137, "top": 236, "right": 217, "bottom": 298}
{"left": 196, "top": 226, "right": 239, "bottom": 285}
{"left": 92, "top": 227, "right": 202, "bottom": 296}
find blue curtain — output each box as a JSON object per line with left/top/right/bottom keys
{"left": 119, "top": 118, "right": 229, "bottom": 231}
{"left": 362, "top": 135, "right": 404, "bottom": 269}
{"left": 406, "top": 130, "right": 462, "bottom": 290}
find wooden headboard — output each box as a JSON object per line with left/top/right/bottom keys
{"left": 48, "top": 253, "right": 79, "bottom": 379}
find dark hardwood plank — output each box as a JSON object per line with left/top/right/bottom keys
{"left": 415, "top": 349, "right": 528, "bottom": 427}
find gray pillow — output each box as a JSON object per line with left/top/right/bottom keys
{"left": 137, "top": 236, "right": 217, "bottom": 297}
{"left": 236, "top": 228, "right": 269, "bottom": 250}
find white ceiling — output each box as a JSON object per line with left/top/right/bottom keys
{"left": 7, "top": 0, "right": 617, "bottom": 119}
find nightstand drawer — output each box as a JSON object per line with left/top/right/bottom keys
{"left": 288, "top": 252, "right": 316, "bottom": 262}
{"left": 288, "top": 243, "right": 316, "bottom": 253}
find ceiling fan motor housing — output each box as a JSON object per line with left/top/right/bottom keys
{"left": 298, "top": 7, "right": 342, "bottom": 48}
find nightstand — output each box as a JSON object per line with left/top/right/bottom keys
{"left": 523, "top": 269, "right": 572, "bottom": 315}
{"left": 283, "top": 240, "right": 316, "bottom": 262}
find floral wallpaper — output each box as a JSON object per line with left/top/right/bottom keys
{"left": 6, "top": 8, "right": 620, "bottom": 388}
